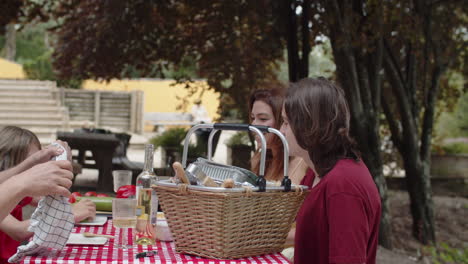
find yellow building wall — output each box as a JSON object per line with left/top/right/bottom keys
{"left": 83, "top": 79, "right": 220, "bottom": 120}
{"left": 0, "top": 58, "right": 26, "bottom": 79}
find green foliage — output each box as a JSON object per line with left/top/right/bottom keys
{"left": 166, "top": 56, "right": 198, "bottom": 80}
{"left": 150, "top": 128, "right": 187, "bottom": 149}
{"left": 0, "top": 22, "right": 82, "bottom": 88}
{"left": 186, "top": 143, "right": 206, "bottom": 159}
{"left": 0, "top": 23, "right": 48, "bottom": 61}
{"left": 21, "top": 50, "right": 82, "bottom": 88}
{"left": 277, "top": 40, "right": 336, "bottom": 82}
{"left": 120, "top": 56, "right": 198, "bottom": 80}
{"left": 440, "top": 143, "right": 468, "bottom": 155}
{"left": 149, "top": 127, "right": 206, "bottom": 159}
{"left": 57, "top": 78, "right": 82, "bottom": 89}
{"left": 424, "top": 242, "right": 468, "bottom": 264}
{"left": 23, "top": 50, "right": 54, "bottom": 80}
{"left": 457, "top": 94, "right": 468, "bottom": 137}
{"left": 226, "top": 132, "right": 251, "bottom": 147}
{"left": 435, "top": 73, "right": 467, "bottom": 139}
{"left": 14, "top": 24, "right": 49, "bottom": 62}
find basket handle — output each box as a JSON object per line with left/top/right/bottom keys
{"left": 182, "top": 123, "right": 267, "bottom": 191}
{"left": 182, "top": 123, "right": 291, "bottom": 192}
{"left": 217, "top": 125, "right": 293, "bottom": 191}
{"left": 262, "top": 127, "right": 292, "bottom": 192}
{"left": 207, "top": 123, "right": 264, "bottom": 161}
{"left": 207, "top": 125, "right": 291, "bottom": 191}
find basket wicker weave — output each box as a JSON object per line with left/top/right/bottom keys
{"left": 154, "top": 184, "right": 309, "bottom": 259}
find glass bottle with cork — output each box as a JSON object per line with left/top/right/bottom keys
{"left": 135, "top": 144, "right": 159, "bottom": 245}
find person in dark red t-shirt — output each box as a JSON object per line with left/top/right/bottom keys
{"left": 280, "top": 77, "right": 381, "bottom": 264}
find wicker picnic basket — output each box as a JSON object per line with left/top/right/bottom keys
{"left": 154, "top": 123, "right": 309, "bottom": 259}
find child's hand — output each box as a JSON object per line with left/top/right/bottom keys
{"left": 24, "top": 145, "right": 65, "bottom": 168}
{"left": 72, "top": 198, "right": 97, "bottom": 223}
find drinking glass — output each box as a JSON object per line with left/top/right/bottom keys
{"left": 112, "top": 198, "right": 137, "bottom": 249}
{"left": 113, "top": 170, "right": 133, "bottom": 192}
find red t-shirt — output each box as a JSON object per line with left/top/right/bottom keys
{"left": 295, "top": 159, "right": 381, "bottom": 264}
{"left": 0, "top": 197, "right": 33, "bottom": 264}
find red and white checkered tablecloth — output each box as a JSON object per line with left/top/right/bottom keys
{"left": 20, "top": 220, "right": 291, "bottom": 264}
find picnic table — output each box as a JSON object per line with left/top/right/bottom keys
{"left": 57, "top": 131, "right": 120, "bottom": 192}
{"left": 20, "top": 220, "right": 291, "bottom": 264}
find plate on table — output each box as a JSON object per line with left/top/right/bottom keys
{"left": 67, "top": 233, "right": 108, "bottom": 245}
{"left": 76, "top": 216, "right": 108, "bottom": 226}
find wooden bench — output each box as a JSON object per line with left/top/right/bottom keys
{"left": 144, "top": 112, "right": 197, "bottom": 131}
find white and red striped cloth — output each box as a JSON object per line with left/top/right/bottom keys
{"left": 20, "top": 220, "right": 290, "bottom": 264}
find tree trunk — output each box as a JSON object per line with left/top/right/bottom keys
{"left": 382, "top": 42, "right": 437, "bottom": 244}
{"left": 345, "top": 83, "right": 393, "bottom": 249}
{"left": 299, "top": 0, "right": 310, "bottom": 79}
{"left": 285, "top": 0, "right": 311, "bottom": 82}
{"left": 331, "top": 48, "right": 393, "bottom": 248}
{"left": 5, "top": 23, "right": 16, "bottom": 60}
{"left": 367, "top": 153, "right": 393, "bottom": 248}
{"left": 403, "top": 156, "right": 436, "bottom": 243}
{"left": 285, "top": 0, "right": 299, "bottom": 82}
{"left": 325, "top": 0, "right": 393, "bottom": 248}
{"left": 356, "top": 109, "right": 393, "bottom": 248}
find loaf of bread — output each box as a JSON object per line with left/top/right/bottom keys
{"left": 222, "top": 178, "right": 235, "bottom": 188}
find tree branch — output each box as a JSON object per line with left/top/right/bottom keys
{"left": 326, "top": 0, "right": 363, "bottom": 116}
{"left": 352, "top": 0, "right": 377, "bottom": 115}
{"left": 299, "top": 0, "right": 310, "bottom": 79}
{"left": 420, "top": 65, "right": 444, "bottom": 161}
{"left": 420, "top": 2, "right": 431, "bottom": 119}
{"left": 382, "top": 93, "right": 402, "bottom": 152}
{"left": 383, "top": 42, "right": 418, "bottom": 149}
{"left": 406, "top": 42, "right": 420, "bottom": 128}
{"left": 286, "top": 0, "right": 299, "bottom": 82}
{"left": 384, "top": 38, "right": 408, "bottom": 100}
{"left": 357, "top": 54, "right": 373, "bottom": 115}
{"left": 367, "top": 0, "right": 384, "bottom": 111}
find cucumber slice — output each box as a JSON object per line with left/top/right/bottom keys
{"left": 76, "top": 196, "right": 113, "bottom": 211}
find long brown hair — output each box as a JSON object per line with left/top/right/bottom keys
{"left": 284, "top": 77, "right": 360, "bottom": 177}
{"left": 249, "top": 87, "right": 285, "bottom": 181}
{"left": 0, "top": 126, "right": 41, "bottom": 171}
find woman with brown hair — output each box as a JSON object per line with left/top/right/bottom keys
{"left": 249, "top": 88, "right": 308, "bottom": 184}
{"left": 280, "top": 78, "right": 381, "bottom": 264}
{"left": 0, "top": 126, "right": 95, "bottom": 264}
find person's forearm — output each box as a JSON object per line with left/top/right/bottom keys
{"left": 0, "top": 215, "right": 32, "bottom": 241}
{"left": 285, "top": 227, "right": 295, "bottom": 248}
{"left": 0, "top": 167, "right": 20, "bottom": 184}
{"left": 0, "top": 178, "right": 26, "bottom": 222}
{"left": 0, "top": 159, "right": 32, "bottom": 184}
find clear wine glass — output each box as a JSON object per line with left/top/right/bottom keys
{"left": 112, "top": 198, "right": 137, "bottom": 249}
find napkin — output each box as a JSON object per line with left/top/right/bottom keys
{"left": 8, "top": 195, "right": 74, "bottom": 263}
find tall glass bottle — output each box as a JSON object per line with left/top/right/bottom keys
{"left": 135, "top": 144, "right": 159, "bottom": 245}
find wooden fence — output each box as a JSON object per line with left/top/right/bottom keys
{"left": 58, "top": 88, "right": 144, "bottom": 133}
